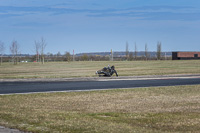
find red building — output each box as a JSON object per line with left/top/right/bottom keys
{"left": 172, "top": 52, "right": 200, "bottom": 60}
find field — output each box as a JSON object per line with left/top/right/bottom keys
{"left": 0, "top": 60, "right": 200, "bottom": 132}
{"left": 0, "top": 60, "right": 200, "bottom": 79}
{"left": 0, "top": 85, "right": 200, "bottom": 132}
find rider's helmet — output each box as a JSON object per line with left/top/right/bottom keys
{"left": 111, "top": 65, "right": 115, "bottom": 69}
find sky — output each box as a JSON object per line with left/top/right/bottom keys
{"left": 0, "top": 0, "right": 200, "bottom": 54}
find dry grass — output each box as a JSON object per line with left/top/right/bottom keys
{"left": 0, "top": 85, "right": 200, "bottom": 132}
{"left": 0, "top": 60, "right": 200, "bottom": 79}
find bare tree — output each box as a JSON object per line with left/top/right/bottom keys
{"left": 73, "top": 50, "right": 75, "bottom": 62}
{"left": 81, "top": 54, "right": 88, "bottom": 61}
{"left": 125, "top": 42, "right": 129, "bottom": 60}
{"left": 57, "top": 51, "right": 61, "bottom": 57}
{"left": 129, "top": 52, "right": 134, "bottom": 61}
{"left": 0, "top": 41, "right": 5, "bottom": 65}
{"left": 157, "top": 41, "right": 162, "bottom": 60}
{"left": 40, "top": 37, "right": 47, "bottom": 64}
{"left": 34, "top": 40, "right": 41, "bottom": 62}
{"left": 65, "top": 52, "right": 71, "bottom": 62}
{"left": 134, "top": 43, "right": 137, "bottom": 60}
{"left": 145, "top": 43, "right": 149, "bottom": 60}
{"left": 10, "top": 40, "right": 20, "bottom": 65}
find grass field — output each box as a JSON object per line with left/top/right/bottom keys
{"left": 0, "top": 85, "right": 200, "bottom": 132}
{"left": 0, "top": 60, "right": 200, "bottom": 132}
{"left": 0, "top": 60, "right": 200, "bottom": 79}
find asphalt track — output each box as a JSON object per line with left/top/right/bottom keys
{"left": 0, "top": 75, "right": 200, "bottom": 95}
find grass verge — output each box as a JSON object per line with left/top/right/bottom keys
{"left": 0, "top": 85, "right": 200, "bottom": 132}
{"left": 0, "top": 60, "right": 200, "bottom": 78}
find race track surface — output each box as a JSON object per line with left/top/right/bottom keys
{"left": 0, "top": 75, "right": 200, "bottom": 95}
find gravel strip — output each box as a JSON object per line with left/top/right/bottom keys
{"left": 0, "top": 126, "right": 31, "bottom": 133}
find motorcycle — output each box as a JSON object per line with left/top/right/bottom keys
{"left": 96, "top": 65, "right": 118, "bottom": 77}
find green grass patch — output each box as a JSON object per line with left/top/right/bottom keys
{"left": 0, "top": 85, "right": 200, "bottom": 132}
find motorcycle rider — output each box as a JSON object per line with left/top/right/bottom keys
{"left": 96, "top": 65, "right": 118, "bottom": 77}
{"left": 110, "top": 65, "right": 118, "bottom": 77}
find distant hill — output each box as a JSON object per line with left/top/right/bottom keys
{"left": 76, "top": 51, "right": 172, "bottom": 57}
{"left": 2, "top": 51, "right": 172, "bottom": 58}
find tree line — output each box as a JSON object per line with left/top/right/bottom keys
{"left": 125, "top": 41, "right": 163, "bottom": 61}
{"left": 0, "top": 39, "right": 167, "bottom": 65}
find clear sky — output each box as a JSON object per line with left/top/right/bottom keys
{"left": 0, "top": 0, "right": 200, "bottom": 54}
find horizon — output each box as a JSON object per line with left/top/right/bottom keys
{"left": 0, "top": 51, "right": 177, "bottom": 56}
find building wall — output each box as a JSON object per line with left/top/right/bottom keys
{"left": 177, "top": 52, "right": 200, "bottom": 57}
{"left": 172, "top": 52, "right": 200, "bottom": 60}
{"left": 172, "top": 52, "right": 178, "bottom": 60}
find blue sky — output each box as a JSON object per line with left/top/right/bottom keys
{"left": 0, "top": 0, "right": 200, "bottom": 54}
